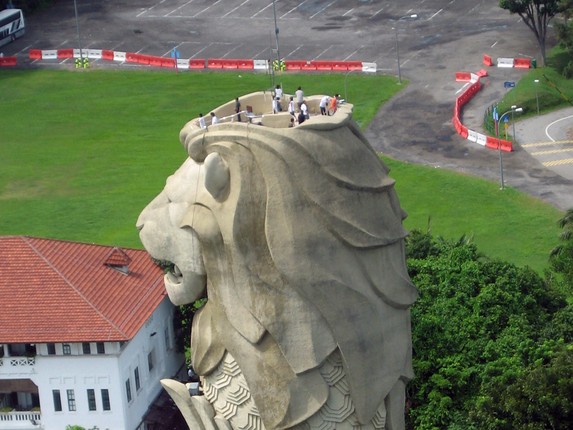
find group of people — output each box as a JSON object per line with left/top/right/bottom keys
{"left": 198, "top": 111, "right": 220, "bottom": 129}
{"left": 273, "top": 85, "right": 341, "bottom": 126}
{"left": 198, "top": 88, "right": 341, "bottom": 129}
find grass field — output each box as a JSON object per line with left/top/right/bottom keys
{"left": 0, "top": 68, "right": 563, "bottom": 273}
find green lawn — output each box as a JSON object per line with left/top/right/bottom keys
{"left": 0, "top": 69, "right": 563, "bottom": 273}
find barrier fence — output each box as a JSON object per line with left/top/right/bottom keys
{"left": 452, "top": 68, "right": 513, "bottom": 152}
{"left": 19, "top": 48, "right": 378, "bottom": 73}
{"left": 481, "top": 53, "right": 532, "bottom": 69}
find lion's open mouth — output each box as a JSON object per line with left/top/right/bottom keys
{"left": 165, "top": 263, "right": 183, "bottom": 285}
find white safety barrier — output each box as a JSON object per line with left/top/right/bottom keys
{"left": 114, "top": 51, "right": 126, "bottom": 62}
{"left": 73, "top": 48, "right": 89, "bottom": 58}
{"left": 362, "top": 62, "right": 377, "bottom": 73}
{"left": 42, "top": 50, "right": 57, "bottom": 59}
{"left": 176, "top": 59, "right": 189, "bottom": 69}
{"left": 253, "top": 59, "right": 268, "bottom": 70}
{"left": 476, "top": 133, "right": 487, "bottom": 146}
{"left": 88, "top": 49, "right": 102, "bottom": 59}
{"left": 467, "top": 129, "right": 478, "bottom": 142}
{"left": 497, "top": 57, "right": 514, "bottom": 68}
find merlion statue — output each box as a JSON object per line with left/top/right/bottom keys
{"left": 137, "top": 92, "right": 418, "bottom": 430}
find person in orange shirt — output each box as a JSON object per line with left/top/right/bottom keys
{"left": 329, "top": 94, "right": 338, "bottom": 115}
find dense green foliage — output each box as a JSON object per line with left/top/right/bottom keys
{"left": 405, "top": 230, "right": 572, "bottom": 429}
{"left": 549, "top": 208, "right": 573, "bottom": 297}
{"left": 555, "top": 0, "right": 573, "bottom": 77}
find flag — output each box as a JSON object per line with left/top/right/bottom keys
{"left": 493, "top": 106, "right": 499, "bottom": 122}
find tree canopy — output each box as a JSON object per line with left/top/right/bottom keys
{"left": 405, "top": 229, "right": 571, "bottom": 429}
{"left": 499, "top": 0, "right": 561, "bottom": 66}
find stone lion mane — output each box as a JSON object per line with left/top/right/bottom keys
{"left": 139, "top": 95, "right": 417, "bottom": 430}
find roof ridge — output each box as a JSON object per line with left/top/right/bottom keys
{"left": 22, "top": 237, "right": 130, "bottom": 339}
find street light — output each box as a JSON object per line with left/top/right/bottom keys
{"left": 393, "top": 26, "right": 401, "bottom": 84}
{"left": 496, "top": 106, "right": 524, "bottom": 190}
{"left": 272, "top": 0, "right": 281, "bottom": 71}
{"left": 534, "top": 79, "right": 540, "bottom": 115}
{"left": 393, "top": 14, "right": 418, "bottom": 85}
{"left": 73, "top": 0, "right": 84, "bottom": 66}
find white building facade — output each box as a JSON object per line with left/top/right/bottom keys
{"left": 0, "top": 237, "right": 186, "bottom": 430}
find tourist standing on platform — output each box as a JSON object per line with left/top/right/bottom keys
{"left": 295, "top": 86, "right": 304, "bottom": 109}
{"left": 235, "top": 97, "right": 242, "bottom": 122}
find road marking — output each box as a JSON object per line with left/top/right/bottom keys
{"left": 282, "top": 0, "right": 309, "bottom": 19}
{"left": 371, "top": 7, "right": 385, "bottom": 19}
{"left": 190, "top": 43, "right": 211, "bottom": 58}
{"left": 286, "top": 45, "right": 303, "bottom": 57}
{"left": 222, "top": 0, "right": 249, "bottom": 18}
{"left": 522, "top": 140, "right": 573, "bottom": 148}
{"left": 310, "top": 0, "right": 338, "bottom": 19}
{"left": 223, "top": 44, "right": 242, "bottom": 57}
{"left": 545, "top": 114, "right": 573, "bottom": 141}
{"left": 428, "top": 9, "right": 443, "bottom": 20}
{"left": 532, "top": 148, "right": 573, "bottom": 156}
{"left": 314, "top": 46, "right": 333, "bottom": 60}
{"left": 491, "top": 40, "right": 498, "bottom": 48}
{"left": 252, "top": 1, "right": 273, "bottom": 18}
{"left": 343, "top": 47, "right": 361, "bottom": 61}
{"left": 136, "top": 0, "right": 167, "bottom": 18}
{"left": 343, "top": 8, "right": 354, "bottom": 17}
{"left": 544, "top": 158, "right": 573, "bottom": 167}
{"left": 165, "top": 0, "right": 196, "bottom": 17}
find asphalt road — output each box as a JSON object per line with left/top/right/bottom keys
{"left": 4, "top": 0, "right": 573, "bottom": 210}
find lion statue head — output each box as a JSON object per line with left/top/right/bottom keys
{"left": 137, "top": 92, "right": 417, "bottom": 430}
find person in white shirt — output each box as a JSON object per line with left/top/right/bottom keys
{"left": 275, "top": 84, "right": 283, "bottom": 100}
{"left": 199, "top": 113, "right": 206, "bottom": 129}
{"left": 319, "top": 96, "right": 330, "bottom": 116}
{"left": 295, "top": 86, "right": 304, "bottom": 109}
{"left": 288, "top": 96, "right": 295, "bottom": 116}
{"left": 300, "top": 101, "right": 309, "bottom": 119}
{"left": 210, "top": 112, "right": 219, "bottom": 125}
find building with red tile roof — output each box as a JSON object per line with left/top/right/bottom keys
{"left": 0, "top": 236, "right": 184, "bottom": 430}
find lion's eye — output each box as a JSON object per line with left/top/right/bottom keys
{"left": 204, "top": 152, "right": 230, "bottom": 201}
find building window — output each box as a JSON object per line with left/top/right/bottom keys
{"left": 47, "top": 343, "right": 56, "bottom": 355}
{"left": 66, "top": 389, "right": 76, "bottom": 411}
{"left": 101, "top": 389, "right": 110, "bottom": 411}
{"left": 82, "top": 343, "right": 91, "bottom": 354}
{"left": 125, "top": 379, "right": 132, "bottom": 402}
{"left": 52, "top": 390, "right": 62, "bottom": 412}
{"left": 87, "top": 389, "right": 96, "bottom": 411}
{"left": 134, "top": 367, "right": 141, "bottom": 391}
{"left": 62, "top": 344, "right": 71, "bottom": 355}
{"left": 147, "top": 351, "right": 154, "bottom": 372}
{"left": 96, "top": 342, "right": 105, "bottom": 354}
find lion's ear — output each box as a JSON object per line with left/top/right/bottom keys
{"left": 204, "top": 152, "right": 230, "bottom": 201}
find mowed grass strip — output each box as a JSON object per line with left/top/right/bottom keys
{"left": 0, "top": 69, "right": 562, "bottom": 272}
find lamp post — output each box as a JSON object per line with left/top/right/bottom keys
{"left": 272, "top": 0, "right": 281, "bottom": 71}
{"left": 497, "top": 106, "right": 524, "bottom": 190}
{"left": 392, "top": 14, "right": 418, "bottom": 85}
{"left": 393, "top": 26, "right": 401, "bottom": 84}
{"left": 534, "top": 79, "right": 540, "bottom": 115}
{"left": 73, "top": 0, "right": 84, "bottom": 66}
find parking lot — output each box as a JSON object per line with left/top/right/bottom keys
{"left": 6, "top": 0, "right": 528, "bottom": 73}
{"left": 5, "top": 0, "right": 573, "bottom": 210}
